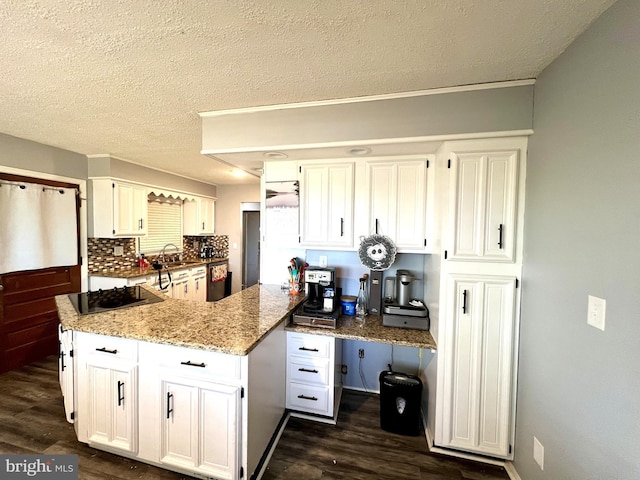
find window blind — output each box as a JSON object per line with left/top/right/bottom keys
{"left": 139, "top": 196, "right": 183, "bottom": 255}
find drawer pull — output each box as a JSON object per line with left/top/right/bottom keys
{"left": 96, "top": 347, "right": 118, "bottom": 354}
{"left": 298, "top": 347, "right": 319, "bottom": 352}
{"left": 181, "top": 361, "right": 206, "bottom": 368}
{"left": 297, "top": 394, "right": 318, "bottom": 401}
{"left": 298, "top": 367, "right": 319, "bottom": 374}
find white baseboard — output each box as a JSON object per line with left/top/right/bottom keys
{"left": 504, "top": 461, "right": 522, "bottom": 480}
{"left": 253, "top": 412, "right": 290, "bottom": 480}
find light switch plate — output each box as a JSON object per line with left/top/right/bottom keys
{"left": 319, "top": 256, "right": 328, "bottom": 268}
{"left": 587, "top": 295, "right": 606, "bottom": 331}
{"left": 533, "top": 436, "right": 544, "bottom": 470}
{"left": 113, "top": 246, "right": 124, "bottom": 256}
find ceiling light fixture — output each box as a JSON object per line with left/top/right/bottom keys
{"left": 263, "top": 151, "right": 288, "bottom": 159}
{"left": 347, "top": 147, "right": 371, "bottom": 156}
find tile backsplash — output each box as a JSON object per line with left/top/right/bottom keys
{"left": 87, "top": 238, "right": 137, "bottom": 273}
{"left": 88, "top": 235, "right": 229, "bottom": 273}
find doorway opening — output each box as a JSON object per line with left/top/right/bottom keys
{"left": 241, "top": 203, "right": 260, "bottom": 289}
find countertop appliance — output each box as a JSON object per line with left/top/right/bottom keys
{"left": 68, "top": 286, "right": 164, "bottom": 315}
{"left": 207, "top": 259, "right": 230, "bottom": 301}
{"left": 382, "top": 269, "right": 429, "bottom": 330}
{"left": 292, "top": 266, "right": 341, "bottom": 329}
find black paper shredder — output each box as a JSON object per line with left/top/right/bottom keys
{"left": 379, "top": 371, "right": 423, "bottom": 436}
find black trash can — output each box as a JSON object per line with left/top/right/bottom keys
{"left": 379, "top": 371, "right": 423, "bottom": 436}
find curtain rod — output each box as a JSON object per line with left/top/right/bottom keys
{"left": 0, "top": 180, "right": 79, "bottom": 194}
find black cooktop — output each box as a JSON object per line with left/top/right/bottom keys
{"left": 68, "top": 286, "right": 164, "bottom": 315}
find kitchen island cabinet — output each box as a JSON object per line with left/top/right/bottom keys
{"left": 56, "top": 285, "right": 304, "bottom": 480}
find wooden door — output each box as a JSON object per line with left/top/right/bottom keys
{"left": 0, "top": 173, "right": 81, "bottom": 373}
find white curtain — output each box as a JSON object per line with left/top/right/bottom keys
{"left": 0, "top": 182, "right": 78, "bottom": 274}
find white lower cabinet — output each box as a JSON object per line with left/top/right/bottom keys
{"left": 170, "top": 271, "right": 190, "bottom": 300}
{"left": 76, "top": 333, "right": 139, "bottom": 454}
{"left": 73, "top": 324, "right": 288, "bottom": 480}
{"left": 138, "top": 342, "right": 243, "bottom": 479}
{"left": 160, "top": 375, "right": 241, "bottom": 479}
{"left": 189, "top": 266, "right": 208, "bottom": 302}
{"left": 286, "top": 332, "right": 342, "bottom": 420}
{"left": 58, "top": 326, "right": 75, "bottom": 423}
{"left": 437, "top": 274, "right": 517, "bottom": 458}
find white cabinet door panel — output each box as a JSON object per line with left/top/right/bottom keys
{"left": 300, "top": 163, "right": 353, "bottom": 248}
{"left": 199, "top": 384, "right": 240, "bottom": 479}
{"left": 162, "top": 380, "right": 199, "bottom": 468}
{"left": 86, "top": 361, "right": 138, "bottom": 453}
{"left": 396, "top": 161, "right": 427, "bottom": 248}
{"left": 441, "top": 274, "right": 516, "bottom": 458}
{"left": 366, "top": 159, "right": 429, "bottom": 251}
{"left": 449, "top": 151, "right": 518, "bottom": 262}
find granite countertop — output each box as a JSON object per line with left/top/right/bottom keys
{"left": 286, "top": 314, "right": 437, "bottom": 350}
{"left": 89, "top": 258, "right": 228, "bottom": 279}
{"left": 56, "top": 284, "right": 305, "bottom": 356}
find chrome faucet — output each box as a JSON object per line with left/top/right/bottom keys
{"left": 160, "top": 243, "right": 181, "bottom": 263}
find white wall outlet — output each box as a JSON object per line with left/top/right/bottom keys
{"left": 319, "top": 255, "right": 328, "bottom": 268}
{"left": 113, "top": 246, "right": 124, "bottom": 256}
{"left": 587, "top": 295, "right": 606, "bottom": 331}
{"left": 533, "top": 436, "right": 544, "bottom": 470}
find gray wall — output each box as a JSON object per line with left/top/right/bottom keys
{"left": 203, "top": 84, "right": 534, "bottom": 151}
{"left": 0, "top": 132, "right": 88, "bottom": 179}
{"left": 88, "top": 156, "right": 217, "bottom": 197}
{"left": 516, "top": 1, "right": 640, "bottom": 479}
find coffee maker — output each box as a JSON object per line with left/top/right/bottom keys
{"left": 292, "top": 267, "right": 341, "bottom": 329}
{"left": 382, "top": 269, "right": 429, "bottom": 330}
{"left": 303, "top": 267, "right": 339, "bottom": 313}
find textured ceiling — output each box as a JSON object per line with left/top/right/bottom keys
{"left": 0, "top": 0, "right": 616, "bottom": 185}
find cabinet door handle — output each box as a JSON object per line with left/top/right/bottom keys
{"left": 498, "top": 224, "right": 504, "bottom": 249}
{"left": 117, "top": 381, "right": 124, "bottom": 406}
{"left": 139, "top": 218, "right": 143, "bottom": 230}
{"left": 298, "top": 394, "right": 318, "bottom": 401}
{"left": 462, "top": 290, "right": 468, "bottom": 314}
{"left": 340, "top": 217, "right": 344, "bottom": 237}
{"left": 202, "top": 221, "right": 205, "bottom": 231}
{"left": 375, "top": 218, "right": 379, "bottom": 234}
{"left": 60, "top": 349, "right": 66, "bottom": 372}
{"left": 298, "top": 367, "right": 319, "bottom": 373}
{"left": 181, "top": 361, "right": 206, "bottom": 368}
{"left": 166, "top": 392, "right": 173, "bottom": 419}
{"left": 298, "top": 347, "right": 319, "bottom": 352}
{"left": 96, "top": 347, "right": 118, "bottom": 354}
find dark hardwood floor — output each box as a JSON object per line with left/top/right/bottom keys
{"left": 0, "top": 356, "right": 510, "bottom": 479}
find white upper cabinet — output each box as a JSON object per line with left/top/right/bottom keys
{"left": 448, "top": 149, "right": 519, "bottom": 262}
{"left": 365, "top": 157, "right": 432, "bottom": 251}
{"left": 183, "top": 197, "right": 215, "bottom": 235}
{"left": 91, "top": 179, "right": 148, "bottom": 238}
{"left": 299, "top": 162, "right": 354, "bottom": 248}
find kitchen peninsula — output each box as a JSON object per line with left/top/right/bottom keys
{"left": 56, "top": 285, "right": 436, "bottom": 480}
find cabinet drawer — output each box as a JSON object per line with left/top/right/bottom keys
{"left": 139, "top": 341, "right": 241, "bottom": 382}
{"left": 77, "top": 332, "right": 138, "bottom": 362}
{"left": 287, "top": 383, "right": 330, "bottom": 415}
{"left": 190, "top": 266, "right": 207, "bottom": 276}
{"left": 287, "top": 333, "right": 332, "bottom": 359}
{"left": 288, "top": 356, "right": 330, "bottom": 386}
